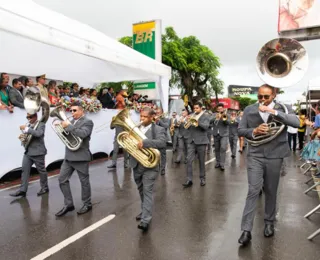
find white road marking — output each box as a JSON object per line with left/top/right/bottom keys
{"left": 205, "top": 150, "right": 230, "bottom": 165}
{"left": 0, "top": 175, "right": 58, "bottom": 192}
{"left": 30, "top": 214, "right": 116, "bottom": 260}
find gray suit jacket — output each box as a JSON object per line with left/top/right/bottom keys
{"left": 229, "top": 118, "right": 240, "bottom": 136}
{"left": 129, "top": 123, "right": 166, "bottom": 170}
{"left": 9, "top": 88, "right": 24, "bottom": 108}
{"left": 157, "top": 118, "right": 169, "bottom": 128}
{"left": 187, "top": 113, "right": 210, "bottom": 145}
{"left": 26, "top": 122, "right": 47, "bottom": 156}
{"left": 64, "top": 116, "right": 94, "bottom": 162}
{"left": 212, "top": 113, "right": 230, "bottom": 137}
{"left": 178, "top": 118, "right": 190, "bottom": 139}
{"left": 238, "top": 102, "right": 300, "bottom": 158}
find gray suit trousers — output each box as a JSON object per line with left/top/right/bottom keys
{"left": 176, "top": 137, "right": 188, "bottom": 162}
{"left": 214, "top": 135, "right": 228, "bottom": 167}
{"left": 229, "top": 135, "right": 238, "bottom": 157}
{"left": 207, "top": 132, "right": 212, "bottom": 152}
{"left": 187, "top": 142, "right": 206, "bottom": 181}
{"left": 112, "top": 136, "right": 128, "bottom": 166}
{"left": 59, "top": 160, "right": 91, "bottom": 207}
{"left": 20, "top": 154, "right": 48, "bottom": 192}
{"left": 241, "top": 156, "right": 283, "bottom": 231}
{"left": 133, "top": 164, "right": 159, "bottom": 224}
{"left": 160, "top": 148, "right": 166, "bottom": 173}
{"left": 172, "top": 132, "right": 179, "bottom": 151}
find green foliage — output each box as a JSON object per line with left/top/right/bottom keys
{"left": 118, "top": 27, "right": 223, "bottom": 108}
{"left": 232, "top": 96, "right": 257, "bottom": 110}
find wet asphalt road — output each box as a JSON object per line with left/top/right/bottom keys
{"left": 0, "top": 150, "right": 320, "bottom": 260}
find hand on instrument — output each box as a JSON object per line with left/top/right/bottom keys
{"left": 61, "top": 121, "right": 70, "bottom": 128}
{"left": 258, "top": 105, "right": 274, "bottom": 114}
{"left": 253, "top": 123, "right": 269, "bottom": 136}
{"left": 8, "top": 105, "right": 14, "bottom": 113}
{"left": 20, "top": 125, "right": 26, "bottom": 131}
{"left": 216, "top": 113, "right": 221, "bottom": 120}
{"left": 137, "top": 141, "right": 143, "bottom": 149}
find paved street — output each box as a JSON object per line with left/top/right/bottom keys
{"left": 0, "top": 150, "right": 320, "bottom": 260}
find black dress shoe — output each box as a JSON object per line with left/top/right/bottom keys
{"left": 138, "top": 222, "right": 149, "bottom": 232}
{"left": 9, "top": 191, "right": 26, "bottom": 197}
{"left": 182, "top": 180, "right": 193, "bottom": 187}
{"left": 238, "top": 231, "right": 252, "bottom": 246}
{"left": 184, "top": 160, "right": 187, "bottom": 164}
{"left": 174, "top": 160, "right": 181, "bottom": 164}
{"left": 215, "top": 164, "right": 220, "bottom": 168}
{"left": 264, "top": 224, "right": 274, "bottom": 237}
{"left": 136, "top": 213, "right": 142, "bottom": 221}
{"left": 77, "top": 204, "right": 92, "bottom": 215}
{"left": 231, "top": 155, "right": 236, "bottom": 159}
{"left": 200, "top": 179, "right": 206, "bottom": 186}
{"left": 37, "top": 188, "right": 49, "bottom": 196}
{"left": 107, "top": 164, "right": 116, "bottom": 169}
{"left": 55, "top": 205, "right": 75, "bottom": 217}
{"left": 220, "top": 166, "right": 225, "bottom": 171}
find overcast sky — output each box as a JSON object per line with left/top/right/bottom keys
{"left": 35, "top": 0, "right": 320, "bottom": 102}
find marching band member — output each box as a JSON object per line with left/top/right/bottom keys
{"left": 55, "top": 102, "right": 94, "bottom": 217}
{"left": 212, "top": 103, "right": 229, "bottom": 171}
{"left": 155, "top": 108, "right": 169, "bottom": 175}
{"left": 237, "top": 84, "right": 300, "bottom": 246}
{"left": 175, "top": 109, "right": 190, "bottom": 164}
{"left": 229, "top": 111, "right": 239, "bottom": 159}
{"left": 10, "top": 113, "right": 49, "bottom": 197}
{"left": 169, "top": 112, "right": 179, "bottom": 152}
{"left": 131, "top": 107, "right": 166, "bottom": 232}
{"left": 183, "top": 102, "right": 209, "bottom": 187}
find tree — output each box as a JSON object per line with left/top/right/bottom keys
{"left": 119, "top": 27, "right": 222, "bottom": 108}
{"left": 232, "top": 96, "right": 257, "bottom": 110}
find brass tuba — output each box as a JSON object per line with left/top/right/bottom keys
{"left": 110, "top": 109, "right": 160, "bottom": 168}
{"left": 50, "top": 106, "right": 83, "bottom": 151}
{"left": 246, "top": 38, "right": 308, "bottom": 147}
{"left": 20, "top": 87, "right": 50, "bottom": 148}
{"left": 184, "top": 110, "right": 205, "bottom": 129}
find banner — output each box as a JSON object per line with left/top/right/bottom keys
{"left": 132, "top": 20, "right": 162, "bottom": 98}
{"left": 228, "top": 85, "right": 259, "bottom": 100}
{"left": 278, "top": 0, "right": 320, "bottom": 32}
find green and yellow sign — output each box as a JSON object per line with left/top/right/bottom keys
{"left": 132, "top": 20, "right": 161, "bottom": 93}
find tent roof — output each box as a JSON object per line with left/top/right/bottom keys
{"left": 0, "top": 0, "right": 171, "bottom": 87}
{"left": 306, "top": 77, "right": 320, "bottom": 101}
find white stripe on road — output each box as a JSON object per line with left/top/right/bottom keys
{"left": 205, "top": 150, "right": 230, "bottom": 165}
{"left": 30, "top": 214, "right": 116, "bottom": 260}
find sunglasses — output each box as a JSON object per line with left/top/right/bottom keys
{"left": 71, "top": 109, "right": 78, "bottom": 113}
{"left": 258, "top": 95, "right": 271, "bottom": 100}
{"left": 26, "top": 115, "right": 34, "bottom": 119}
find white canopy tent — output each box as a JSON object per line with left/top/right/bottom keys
{"left": 0, "top": 0, "right": 171, "bottom": 88}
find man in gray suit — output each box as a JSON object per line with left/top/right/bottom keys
{"left": 229, "top": 111, "right": 239, "bottom": 159}
{"left": 130, "top": 107, "right": 166, "bottom": 232}
{"left": 55, "top": 102, "right": 94, "bottom": 217}
{"left": 212, "top": 103, "right": 229, "bottom": 171}
{"left": 10, "top": 113, "right": 48, "bottom": 197}
{"left": 175, "top": 109, "right": 190, "bottom": 164}
{"left": 237, "top": 84, "right": 300, "bottom": 246}
{"left": 9, "top": 79, "right": 25, "bottom": 108}
{"left": 169, "top": 112, "right": 179, "bottom": 152}
{"left": 155, "top": 108, "right": 169, "bottom": 175}
{"left": 183, "top": 102, "right": 210, "bottom": 187}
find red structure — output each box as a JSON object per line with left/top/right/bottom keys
{"left": 211, "top": 98, "right": 240, "bottom": 110}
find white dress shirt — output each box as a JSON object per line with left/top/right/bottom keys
{"left": 139, "top": 123, "right": 152, "bottom": 135}
{"left": 259, "top": 101, "right": 278, "bottom": 123}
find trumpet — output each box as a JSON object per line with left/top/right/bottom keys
{"left": 184, "top": 111, "right": 205, "bottom": 129}
{"left": 153, "top": 112, "right": 167, "bottom": 122}
{"left": 222, "top": 109, "right": 228, "bottom": 121}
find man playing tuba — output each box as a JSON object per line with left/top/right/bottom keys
{"left": 10, "top": 113, "right": 49, "bottom": 197}
{"left": 55, "top": 102, "right": 94, "bottom": 217}
{"left": 130, "top": 107, "right": 167, "bottom": 232}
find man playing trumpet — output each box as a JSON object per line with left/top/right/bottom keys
{"left": 212, "top": 103, "right": 229, "bottom": 171}
{"left": 10, "top": 113, "right": 49, "bottom": 197}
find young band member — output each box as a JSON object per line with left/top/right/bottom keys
{"left": 130, "top": 107, "right": 166, "bottom": 231}
{"left": 237, "top": 84, "right": 300, "bottom": 246}
{"left": 229, "top": 111, "right": 239, "bottom": 159}
{"left": 155, "top": 108, "right": 169, "bottom": 175}
{"left": 212, "top": 103, "right": 229, "bottom": 171}
{"left": 55, "top": 102, "right": 94, "bottom": 217}
{"left": 183, "top": 102, "right": 209, "bottom": 187}
{"left": 175, "top": 109, "right": 190, "bottom": 164}
{"left": 10, "top": 113, "right": 49, "bottom": 197}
